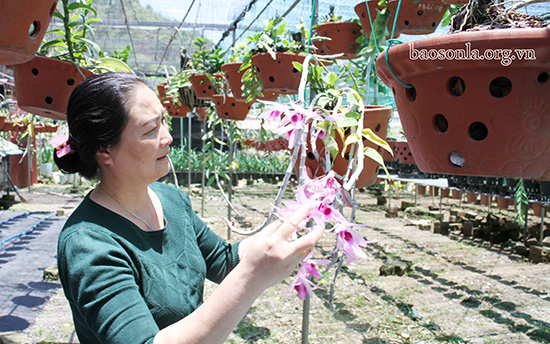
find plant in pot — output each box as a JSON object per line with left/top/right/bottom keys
{"left": 376, "top": 0, "right": 550, "bottom": 180}
{"left": 186, "top": 37, "right": 226, "bottom": 101}
{"left": 313, "top": 5, "right": 366, "bottom": 59}
{"left": 240, "top": 18, "right": 309, "bottom": 98}
{"left": 10, "top": 0, "right": 132, "bottom": 121}
{"left": 293, "top": 59, "right": 393, "bottom": 188}
{"left": 354, "top": 0, "right": 464, "bottom": 39}
{"left": 221, "top": 43, "right": 278, "bottom": 103}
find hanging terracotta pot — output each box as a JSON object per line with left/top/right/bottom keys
{"left": 441, "top": 188, "right": 450, "bottom": 198}
{"left": 314, "top": 21, "right": 362, "bottom": 59}
{"left": 189, "top": 74, "right": 218, "bottom": 100}
{"left": 386, "top": 0, "right": 449, "bottom": 36}
{"left": 12, "top": 55, "right": 94, "bottom": 120}
{"left": 354, "top": 1, "right": 399, "bottom": 39}
{"left": 299, "top": 105, "right": 392, "bottom": 188}
{"left": 34, "top": 122, "right": 58, "bottom": 133}
{"left": 212, "top": 94, "right": 252, "bottom": 121}
{"left": 251, "top": 52, "right": 306, "bottom": 95}
{"left": 163, "top": 95, "right": 189, "bottom": 118}
{"left": 0, "top": 121, "right": 26, "bottom": 132}
{"left": 0, "top": 0, "right": 58, "bottom": 65}
{"left": 196, "top": 107, "right": 209, "bottom": 122}
{"left": 220, "top": 62, "right": 278, "bottom": 102}
{"left": 376, "top": 28, "right": 550, "bottom": 180}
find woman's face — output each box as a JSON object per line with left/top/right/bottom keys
{"left": 105, "top": 84, "right": 173, "bottom": 184}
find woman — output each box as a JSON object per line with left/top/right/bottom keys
{"left": 54, "top": 72, "right": 323, "bottom": 344}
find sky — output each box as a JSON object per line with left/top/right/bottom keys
{"left": 137, "top": 0, "right": 247, "bottom": 22}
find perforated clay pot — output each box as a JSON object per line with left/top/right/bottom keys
{"left": 299, "top": 105, "right": 392, "bottom": 188}
{"left": 221, "top": 62, "right": 278, "bottom": 102}
{"left": 251, "top": 52, "right": 306, "bottom": 94}
{"left": 12, "top": 55, "right": 94, "bottom": 120}
{"left": 212, "top": 94, "right": 252, "bottom": 121}
{"left": 314, "top": 21, "right": 362, "bottom": 59}
{"left": 376, "top": 28, "right": 550, "bottom": 180}
{"left": 0, "top": 0, "right": 58, "bottom": 65}
{"left": 386, "top": 0, "right": 449, "bottom": 36}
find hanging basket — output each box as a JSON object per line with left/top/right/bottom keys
{"left": 221, "top": 62, "right": 278, "bottom": 102}
{"left": 177, "top": 86, "right": 209, "bottom": 109}
{"left": 314, "top": 21, "right": 363, "bottom": 59}
{"left": 212, "top": 94, "right": 252, "bottom": 121}
{"left": 386, "top": 0, "right": 449, "bottom": 36}
{"left": 251, "top": 52, "right": 306, "bottom": 95}
{"left": 376, "top": 28, "right": 550, "bottom": 180}
{"left": 0, "top": 0, "right": 58, "bottom": 65}
{"left": 12, "top": 55, "right": 94, "bottom": 120}
{"left": 299, "top": 105, "right": 392, "bottom": 188}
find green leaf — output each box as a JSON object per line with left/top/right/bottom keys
{"left": 67, "top": 2, "right": 97, "bottom": 15}
{"left": 96, "top": 57, "right": 133, "bottom": 73}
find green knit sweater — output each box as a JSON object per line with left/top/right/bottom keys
{"left": 57, "top": 182, "right": 240, "bottom": 344}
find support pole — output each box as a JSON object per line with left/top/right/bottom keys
{"left": 540, "top": 205, "right": 545, "bottom": 246}
{"left": 188, "top": 111, "right": 192, "bottom": 194}
{"left": 227, "top": 123, "right": 234, "bottom": 240}
{"left": 201, "top": 119, "right": 206, "bottom": 218}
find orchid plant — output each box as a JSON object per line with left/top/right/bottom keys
{"left": 228, "top": 54, "right": 393, "bottom": 303}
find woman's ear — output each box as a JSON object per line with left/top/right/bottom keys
{"left": 95, "top": 146, "right": 113, "bottom": 166}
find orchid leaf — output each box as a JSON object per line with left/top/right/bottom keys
{"left": 362, "top": 128, "right": 392, "bottom": 155}
{"left": 342, "top": 133, "right": 361, "bottom": 158}
{"left": 364, "top": 146, "right": 390, "bottom": 178}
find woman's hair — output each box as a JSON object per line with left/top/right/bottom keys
{"left": 54, "top": 72, "right": 148, "bottom": 179}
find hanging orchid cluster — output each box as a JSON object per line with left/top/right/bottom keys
{"left": 259, "top": 100, "right": 373, "bottom": 300}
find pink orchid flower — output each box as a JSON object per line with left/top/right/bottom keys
{"left": 259, "top": 101, "right": 289, "bottom": 122}
{"left": 289, "top": 253, "right": 330, "bottom": 300}
{"left": 335, "top": 225, "right": 368, "bottom": 263}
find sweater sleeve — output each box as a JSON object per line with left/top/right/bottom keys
{"left": 178, "top": 189, "right": 241, "bottom": 284}
{"left": 58, "top": 227, "right": 158, "bottom": 344}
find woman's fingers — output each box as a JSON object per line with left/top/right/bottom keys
{"left": 278, "top": 203, "right": 312, "bottom": 238}
{"left": 289, "top": 227, "right": 324, "bottom": 255}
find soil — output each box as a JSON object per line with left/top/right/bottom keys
{"left": 14, "top": 179, "right": 550, "bottom": 343}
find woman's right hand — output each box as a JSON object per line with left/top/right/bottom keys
{"left": 237, "top": 204, "right": 324, "bottom": 291}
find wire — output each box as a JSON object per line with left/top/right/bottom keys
{"left": 120, "top": 0, "right": 139, "bottom": 67}
{"left": 155, "top": 0, "right": 198, "bottom": 74}
{"left": 215, "top": 0, "right": 263, "bottom": 48}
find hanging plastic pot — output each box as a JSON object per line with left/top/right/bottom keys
{"left": 376, "top": 28, "right": 550, "bottom": 180}
{"left": 212, "top": 94, "right": 252, "bottom": 121}
{"left": 12, "top": 55, "right": 94, "bottom": 120}
{"left": 314, "top": 21, "right": 363, "bottom": 59}
{"left": 0, "top": 0, "right": 58, "bottom": 65}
